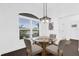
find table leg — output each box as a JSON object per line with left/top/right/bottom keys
{"left": 42, "top": 43, "right": 47, "bottom": 56}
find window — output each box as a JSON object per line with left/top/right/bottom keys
{"left": 19, "top": 16, "right": 39, "bottom": 39}
{"left": 32, "top": 20, "right": 39, "bottom": 37}
{"left": 19, "top": 17, "right": 30, "bottom": 39}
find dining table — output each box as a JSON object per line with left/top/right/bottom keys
{"left": 34, "top": 36, "right": 52, "bottom": 56}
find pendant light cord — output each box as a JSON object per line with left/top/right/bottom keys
{"left": 46, "top": 3, "right": 47, "bottom": 17}
{"left": 43, "top": 3, "right": 45, "bottom": 17}
{"left": 43, "top": 3, "right": 47, "bottom": 17}
{"left": 41, "top": 3, "right": 51, "bottom": 23}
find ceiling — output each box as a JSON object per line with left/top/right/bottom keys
{"left": 47, "top": 3, "right": 79, "bottom": 19}
{"left": 18, "top": 3, "right": 79, "bottom": 19}
{"left": 1, "top": 3, "right": 79, "bottom": 20}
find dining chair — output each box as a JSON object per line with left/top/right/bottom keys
{"left": 49, "top": 34, "right": 56, "bottom": 44}
{"left": 46, "top": 39, "right": 64, "bottom": 56}
{"left": 50, "top": 34, "right": 56, "bottom": 39}
{"left": 58, "top": 39, "right": 66, "bottom": 56}
{"left": 58, "top": 39, "right": 79, "bottom": 56}
{"left": 46, "top": 35, "right": 59, "bottom": 56}
{"left": 46, "top": 43, "right": 59, "bottom": 56}
{"left": 24, "top": 39, "right": 43, "bottom": 56}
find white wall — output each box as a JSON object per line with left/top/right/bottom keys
{"left": 39, "top": 22, "right": 49, "bottom": 36}
{"left": 39, "top": 18, "right": 59, "bottom": 37}
{"left": 0, "top": 3, "right": 43, "bottom": 55}
{"left": 0, "top": 3, "right": 51, "bottom": 55}
{"left": 58, "top": 15, "right": 79, "bottom": 40}
{"left": 0, "top": 4, "right": 23, "bottom": 55}
{"left": 49, "top": 18, "right": 59, "bottom": 37}
{"left": 0, "top": 3, "right": 59, "bottom": 55}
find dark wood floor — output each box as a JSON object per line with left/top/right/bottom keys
{"left": 1, "top": 48, "right": 27, "bottom": 56}
{"left": 1, "top": 47, "right": 52, "bottom": 56}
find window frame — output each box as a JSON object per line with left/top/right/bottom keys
{"left": 19, "top": 15, "right": 40, "bottom": 40}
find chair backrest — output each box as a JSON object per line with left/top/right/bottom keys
{"left": 58, "top": 39, "right": 79, "bottom": 56}
{"left": 50, "top": 34, "right": 56, "bottom": 39}
{"left": 24, "top": 39, "right": 32, "bottom": 55}
{"left": 24, "top": 39, "right": 31, "bottom": 49}
{"left": 58, "top": 39, "right": 66, "bottom": 56}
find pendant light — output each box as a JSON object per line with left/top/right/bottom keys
{"left": 40, "top": 3, "right": 51, "bottom": 23}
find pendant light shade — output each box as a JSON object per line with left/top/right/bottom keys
{"left": 40, "top": 3, "right": 51, "bottom": 23}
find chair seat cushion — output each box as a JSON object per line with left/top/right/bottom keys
{"left": 54, "top": 39, "right": 60, "bottom": 45}
{"left": 32, "top": 44, "right": 43, "bottom": 55}
{"left": 46, "top": 44, "right": 58, "bottom": 55}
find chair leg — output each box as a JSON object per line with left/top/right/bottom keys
{"left": 26, "top": 48, "right": 32, "bottom": 56}
{"left": 58, "top": 49, "right": 63, "bottom": 56}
